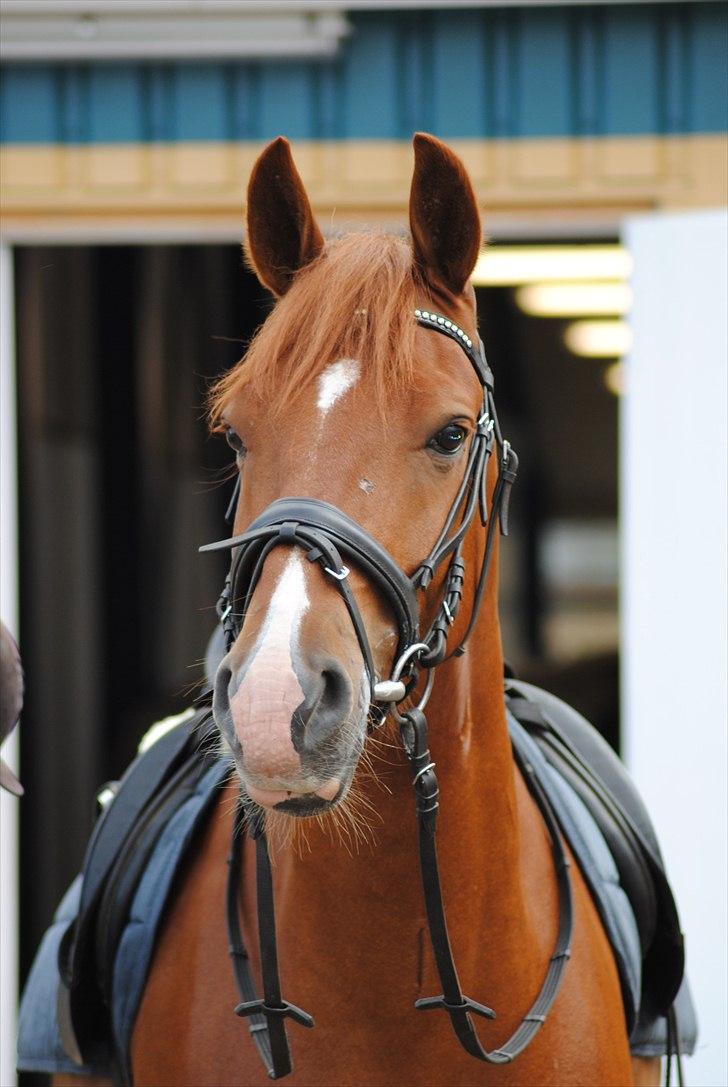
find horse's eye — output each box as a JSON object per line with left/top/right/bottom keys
{"left": 224, "top": 425, "right": 246, "bottom": 457}
{"left": 428, "top": 424, "right": 467, "bottom": 456}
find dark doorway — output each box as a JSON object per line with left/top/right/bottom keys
{"left": 15, "top": 244, "right": 270, "bottom": 987}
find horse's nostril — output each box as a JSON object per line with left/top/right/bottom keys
{"left": 320, "top": 667, "right": 349, "bottom": 714}
{"left": 291, "top": 661, "right": 352, "bottom": 753}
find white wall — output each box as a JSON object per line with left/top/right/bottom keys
{"left": 0, "top": 243, "right": 19, "bottom": 1087}
{"left": 622, "top": 209, "right": 728, "bottom": 1087}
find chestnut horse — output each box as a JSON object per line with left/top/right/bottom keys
{"left": 58, "top": 134, "right": 659, "bottom": 1086}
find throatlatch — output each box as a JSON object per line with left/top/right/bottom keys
{"left": 203, "top": 310, "right": 575, "bottom": 1080}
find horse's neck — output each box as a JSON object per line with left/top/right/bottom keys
{"left": 267, "top": 589, "right": 533, "bottom": 979}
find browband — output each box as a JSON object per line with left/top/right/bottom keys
{"left": 414, "top": 307, "right": 494, "bottom": 389}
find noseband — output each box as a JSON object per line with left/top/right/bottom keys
{"left": 200, "top": 310, "right": 573, "bottom": 1079}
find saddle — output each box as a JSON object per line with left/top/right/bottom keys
{"left": 17, "top": 683, "right": 696, "bottom": 1084}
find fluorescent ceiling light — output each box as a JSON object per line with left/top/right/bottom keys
{"left": 564, "top": 320, "right": 632, "bottom": 358}
{"left": 516, "top": 281, "right": 632, "bottom": 318}
{"left": 0, "top": 5, "right": 350, "bottom": 60}
{"left": 473, "top": 245, "right": 632, "bottom": 286}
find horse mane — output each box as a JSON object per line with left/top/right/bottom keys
{"left": 208, "top": 232, "right": 424, "bottom": 425}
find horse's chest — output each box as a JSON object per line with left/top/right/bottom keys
{"left": 131, "top": 796, "right": 632, "bottom": 1087}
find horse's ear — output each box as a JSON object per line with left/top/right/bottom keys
{"left": 409, "top": 132, "right": 481, "bottom": 297}
{"left": 245, "top": 136, "right": 324, "bottom": 297}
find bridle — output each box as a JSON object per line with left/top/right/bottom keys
{"left": 200, "top": 310, "right": 573, "bottom": 1079}
{"left": 202, "top": 309, "right": 516, "bottom": 714}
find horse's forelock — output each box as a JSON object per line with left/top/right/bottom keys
{"left": 208, "top": 232, "right": 424, "bottom": 425}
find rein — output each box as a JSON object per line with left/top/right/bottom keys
{"left": 201, "top": 310, "right": 573, "bottom": 1079}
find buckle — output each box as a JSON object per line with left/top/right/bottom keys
{"left": 324, "top": 564, "right": 350, "bottom": 581}
{"left": 415, "top": 994, "right": 496, "bottom": 1020}
{"left": 235, "top": 999, "right": 314, "bottom": 1029}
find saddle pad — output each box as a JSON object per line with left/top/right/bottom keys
{"left": 17, "top": 877, "right": 105, "bottom": 1078}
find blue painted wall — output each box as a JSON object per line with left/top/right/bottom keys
{"left": 1, "top": 3, "right": 726, "bottom": 144}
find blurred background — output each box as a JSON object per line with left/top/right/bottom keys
{"left": 0, "top": 2, "right": 726, "bottom": 1084}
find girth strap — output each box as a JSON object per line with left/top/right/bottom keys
{"left": 400, "top": 707, "right": 574, "bottom": 1065}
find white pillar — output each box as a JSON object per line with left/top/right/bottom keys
{"left": 622, "top": 209, "right": 728, "bottom": 1086}
{"left": 0, "top": 242, "right": 19, "bottom": 1087}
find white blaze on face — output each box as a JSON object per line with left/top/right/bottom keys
{"left": 316, "top": 358, "right": 360, "bottom": 419}
{"left": 230, "top": 552, "right": 310, "bottom": 782}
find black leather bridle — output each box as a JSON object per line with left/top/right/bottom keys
{"left": 200, "top": 310, "right": 573, "bottom": 1079}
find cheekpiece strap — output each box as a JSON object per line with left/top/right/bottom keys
{"left": 408, "top": 309, "right": 517, "bottom": 669}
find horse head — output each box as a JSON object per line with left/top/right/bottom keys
{"left": 210, "top": 133, "right": 491, "bottom": 817}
